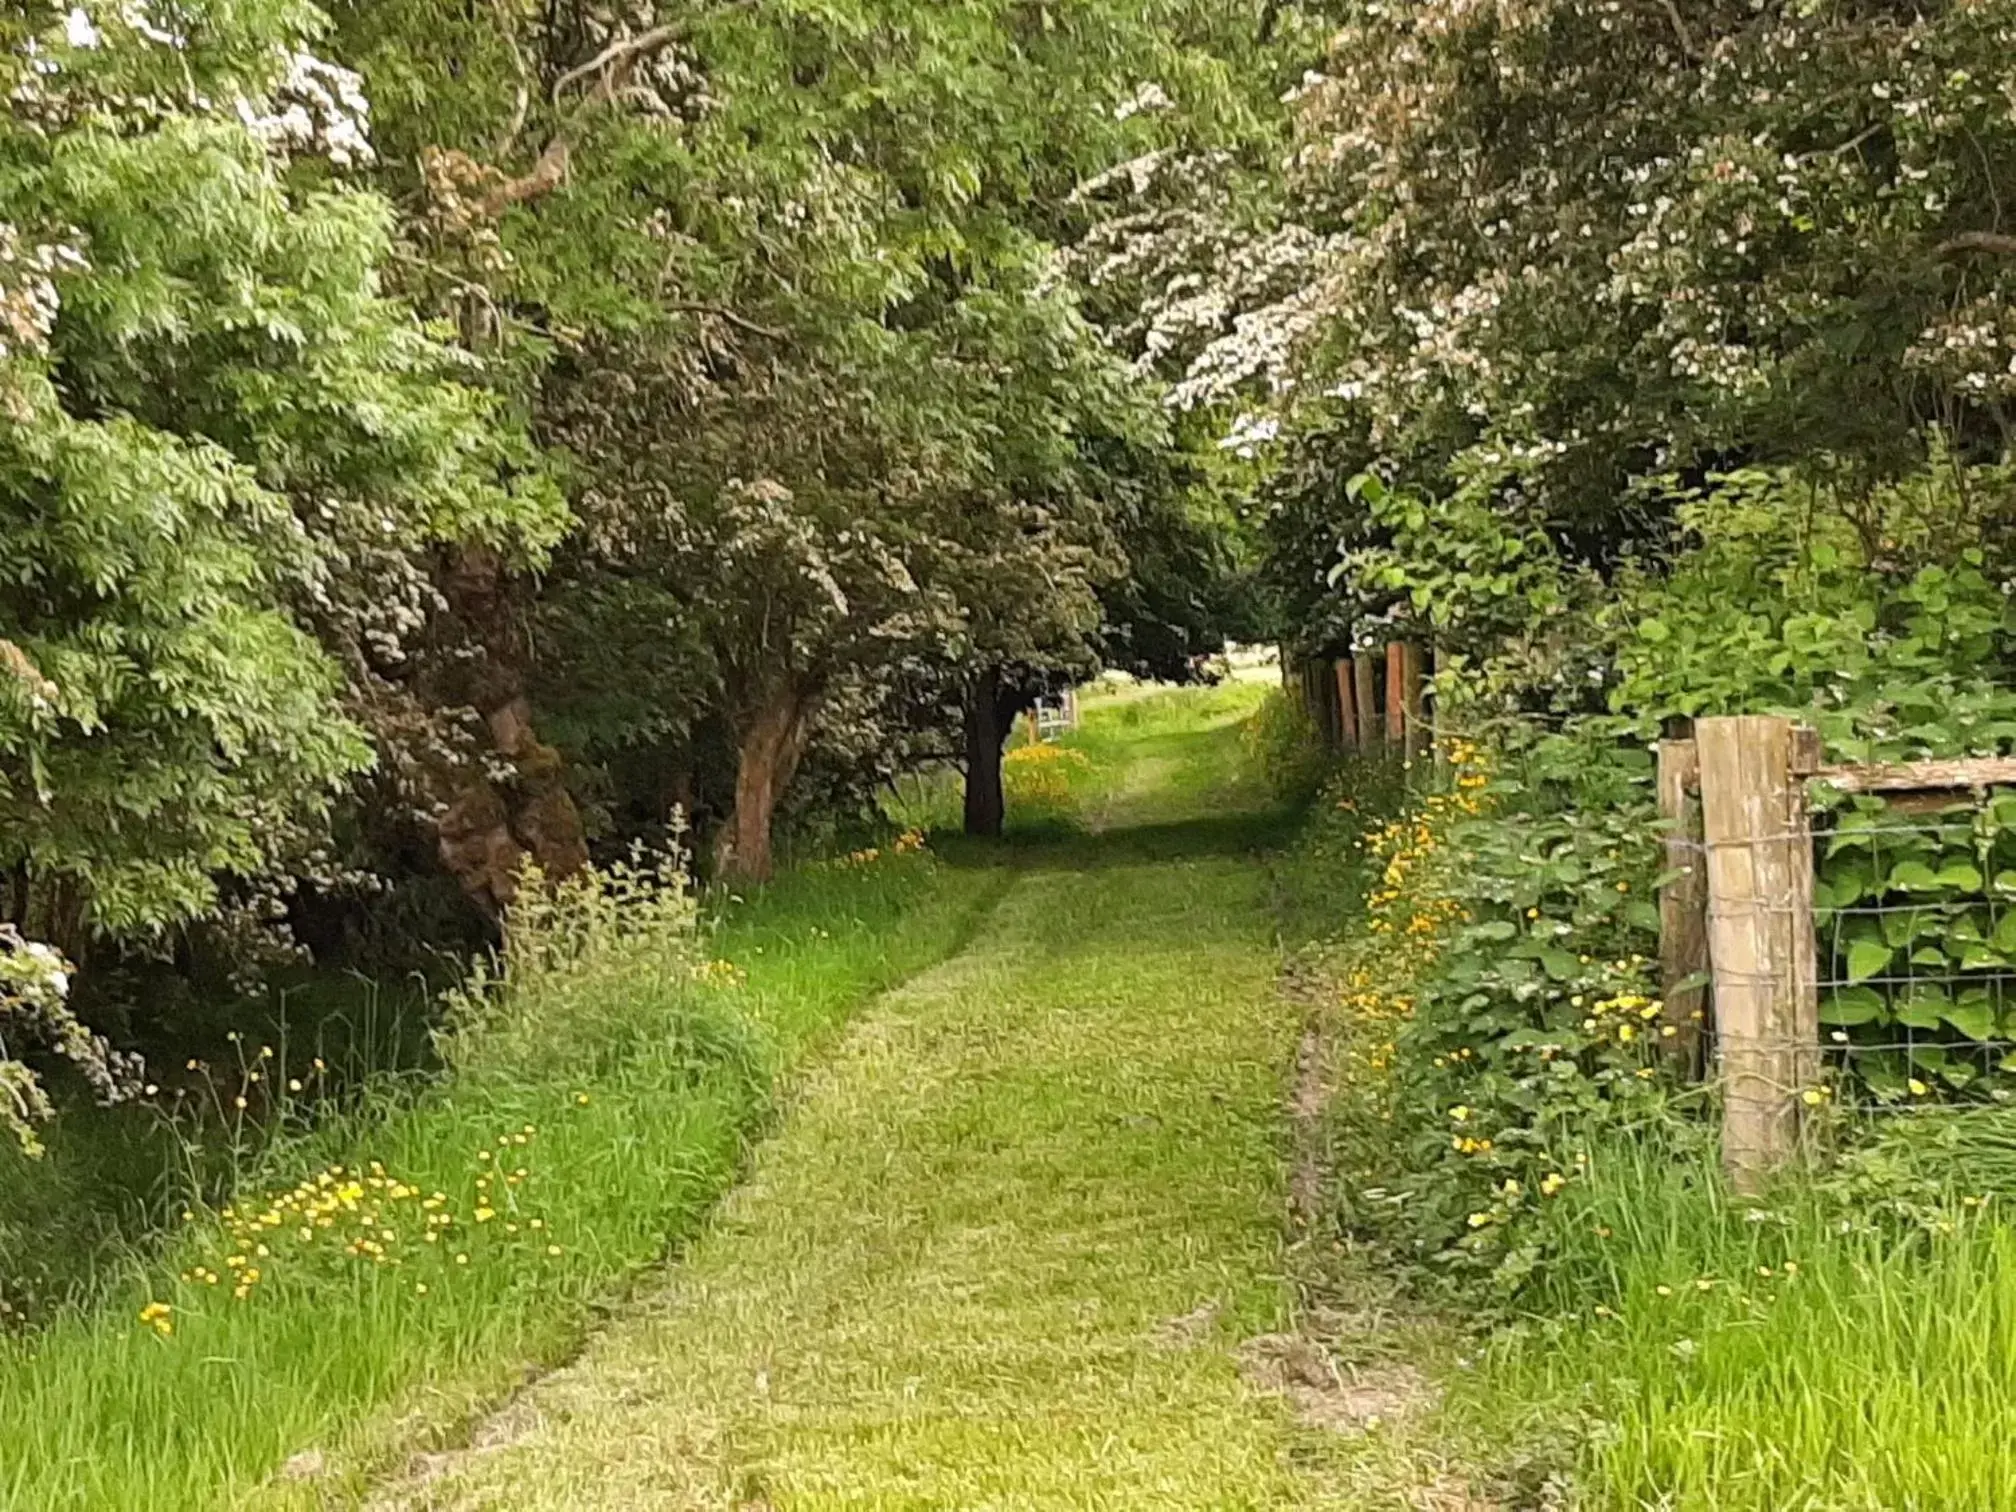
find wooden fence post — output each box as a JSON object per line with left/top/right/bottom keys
{"left": 1353, "top": 652, "right": 1380, "bottom": 748}
{"left": 1430, "top": 641, "right": 1447, "bottom": 775}
{"left": 1335, "top": 659, "right": 1359, "bottom": 748}
{"left": 1656, "top": 736, "right": 1708, "bottom": 1076}
{"left": 1384, "top": 642, "right": 1407, "bottom": 750}
{"left": 1402, "top": 642, "right": 1425, "bottom": 763}
{"left": 1695, "top": 715, "right": 1821, "bottom": 1192}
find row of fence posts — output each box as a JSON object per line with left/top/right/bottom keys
{"left": 1285, "top": 641, "right": 1431, "bottom": 760}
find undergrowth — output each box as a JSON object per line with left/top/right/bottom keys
{"left": 1295, "top": 724, "right": 2016, "bottom": 1507}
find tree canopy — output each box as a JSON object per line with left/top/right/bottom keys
{"left": 0, "top": 0, "right": 1294, "bottom": 1141}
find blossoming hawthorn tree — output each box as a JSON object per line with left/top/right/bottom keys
{"left": 1116, "top": 1, "right": 2016, "bottom": 675}
{"left": 0, "top": 0, "right": 564, "bottom": 1126}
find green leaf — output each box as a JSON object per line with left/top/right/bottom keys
{"left": 1820, "top": 986, "right": 1885, "bottom": 1026}
{"left": 1944, "top": 995, "right": 1997, "bottom": 1041}
{"left": 1894, "top": 991, "right": 1950, "bottom": 1031}
{"left": 1471, "top": 920, "right": 1517, "bottom": 942}
{"left": 1934, "top": 861, "right": 1984, "bottom": 891}
{"left": 1844, "top": 938, "right": 1893, "bottom": 984}
{"left": 1888, "top": 860, "right": 1941, "bottom": 892}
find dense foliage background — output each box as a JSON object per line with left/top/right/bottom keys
{"left": 0, "top": 0, "right": 1319, "bottom": 1147}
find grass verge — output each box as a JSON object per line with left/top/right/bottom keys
{"left": 0, "top": 847, "right": 1006, "bottom": 1511}
{"left": 1452, "top": 1131, "right": 2016, "bottom": 1509}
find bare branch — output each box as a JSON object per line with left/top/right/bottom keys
{"left": 669, "top": 302, "right": 787, "bottom": 340}
{"left": 1660, "top": 0, "right": 1699, "bottom": 60}
{"left": 550, "top": 0, "right": 757, "bottom": 106}
{"left": 479, "top": 133, "right": 572, "bottom": 219}
{"left": 1938, "top": 230, "right": 2016, "bottom": 258}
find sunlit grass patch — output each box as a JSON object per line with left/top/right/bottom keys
{"left": 1453, "top": 1136, "right": 2016, "bottom": 1508}
{"left": 347, "top": 720, "right": 1323, "bottom": 1510}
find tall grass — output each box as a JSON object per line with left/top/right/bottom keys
{"left": 1463, "top": 1127, "right": 2016, "bottom": 1509}
{"left": 0, "top": 845, "right": 1004, "bottom": 1510}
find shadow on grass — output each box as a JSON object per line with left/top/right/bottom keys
{"left": 930, "top": 806, "right": 1302, "bottom": 874}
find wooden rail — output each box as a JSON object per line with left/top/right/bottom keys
{"left": 1811, "top": 757, "right": 2016, "bottom": 794}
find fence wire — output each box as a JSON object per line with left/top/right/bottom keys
{"left": 1680, "top": 803, "right": 2016, "bottom": 1112}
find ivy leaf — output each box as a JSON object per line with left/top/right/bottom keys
{"left": 1960, "top": 943, "right": 2011, "bottom": 972}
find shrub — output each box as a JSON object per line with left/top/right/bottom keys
{"left": 1324, "top": 734, "right": 1692, "bottom": 1298}
{"left": 1002, "top": 742, "right": 1095, "bottom": 826}
{"left": 1241, "top": 688, "right": 1331, "bottom": 806}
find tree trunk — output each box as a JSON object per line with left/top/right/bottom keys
{"left": 427, "top": 550, "right": 589, "bottom": 914}
{"left": 719, "top": 682, "right": 808, "bottom": 885}
{"left": 962, "top": 669, "right": 1028, "bottom": 839}
{"left": 963, "top": 673, "right": 1008, "bottom": 839}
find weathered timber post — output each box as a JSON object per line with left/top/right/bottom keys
{"left": 1656, "top": 736, "right": 1708, "bottom": 1076}
{"left": 1695, "top": 716, "right": 1821, "bottom": 1192}
{"left": 1336, "top": 659, "right": 1360, "bottom": 748}
{"left": 1401, "top": 642, "right": 1425, "bottom": 763}
{"left": 1316, "top": 657, "right": 1342, "bottom": 748}
{"left": 1384, "top": 642, "right": 1408, "bottom": 750}
{"left": 1353, "top": 652, "right": 1380, "bottom": 748}
{"left": 1430, "top": 641, "right": 1448, "bottom": 776}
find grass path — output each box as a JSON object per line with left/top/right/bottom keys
{"left": 375, "top": 690, "right": 1352, "bottom": 1509}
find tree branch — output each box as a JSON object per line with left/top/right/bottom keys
{"left": 476, "top": 0, "right": 759, "bottom": 219}
{"left": 1659, "top": 0, "right": 1699, "bottom": 60}
{"left": 550, "top": 0, "right": 758, "bottom": 105}
{"left": 668, "top": 302, "right": 787, "bottom": 339}
{"left": 1938, "top": 230, "right": 2016, "bottom": 258}
{"left": 479, "top": 132, "right": 572, "bottom": 219}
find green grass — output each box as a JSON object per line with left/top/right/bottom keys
{"left": 1450, "top": 1135, "right": 2016, "bottom": 1510}
{"left": 1263, "top": 730, "right": 2016, "bottom": 1509}
{"left": 0, "top": 851, "right": 1006, "bottom": 1511}
{"left": 356, "top": 684, "right": 1341, "bottom": 1510}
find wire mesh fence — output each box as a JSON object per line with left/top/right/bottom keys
{"left": 1809, "top": 802, "right": 2016, "bottom": 1109}
{"left": 1671, "top": 791, "right": 2016, "bottom": 1115}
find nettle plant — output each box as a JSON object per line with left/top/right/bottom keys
{"left": 1816, "top": 793, "right": 2016, "bottom": 1102}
